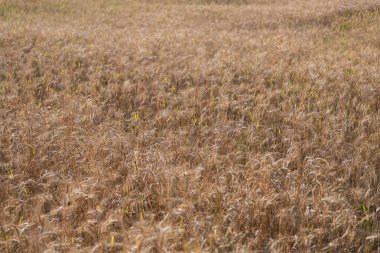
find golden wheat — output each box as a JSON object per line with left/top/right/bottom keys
{"left": 0, "top": 0, "right": 380, "bottom": 252}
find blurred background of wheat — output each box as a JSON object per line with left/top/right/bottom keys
{"left": 1, "top": 0, "right": 380, "bottom": 252}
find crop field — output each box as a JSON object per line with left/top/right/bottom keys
{"left": 1, "top": 0, "right": 380, "bottom": 252}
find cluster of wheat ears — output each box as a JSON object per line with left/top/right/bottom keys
{"left": 0, "top": 0, "right": 380, "bottom": 252}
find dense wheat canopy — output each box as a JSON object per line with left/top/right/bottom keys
{"left": 1, "top": 0, "right": 380, "bottom": 252}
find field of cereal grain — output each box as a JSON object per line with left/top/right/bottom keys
{"left": 1, "top": 0, "right": 380, "bottom": 252}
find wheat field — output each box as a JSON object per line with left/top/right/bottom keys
{"left": 1, "top": 0, "right": 380, "bottom": 252}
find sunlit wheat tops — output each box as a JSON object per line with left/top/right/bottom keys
{"left": 0, "top": 0, "right": 380, "bottom": 252}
